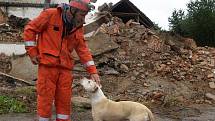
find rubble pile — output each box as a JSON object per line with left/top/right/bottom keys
{"left": 94, "top": 17, "right": 215, "bottom": 83}
{"left": 82, "top": 17, "right": 215, "bottom": 104}
{"left": 0, "top": 73, "right": 19, "bottom": 90}
{"left": 0, "top": 53, "right": 12, "bottom": 73}
{"left": 0, "top": 23, "right": 23, "bottom": 42}
{"left": 0, "top": 15, "right": 29, "bottom": 43}
{"left": 8, "top": 15, "right": 30, "bottom": 29}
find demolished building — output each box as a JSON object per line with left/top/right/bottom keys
{"left": 110, "top": 0, "right": 154, "bottom": 28}
{"left": 84, "top": 0, "right": 154, "bottom": 34}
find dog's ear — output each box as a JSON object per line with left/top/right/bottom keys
{"left": 80, "top": 76, "right": 87, "bottom": 80}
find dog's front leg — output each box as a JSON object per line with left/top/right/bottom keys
{"left": 93, "top": 118, "right": 103, "bottom": 121}
{"left": 92, "top": 116, "right": 103, "bottom": 121}
{"left": 92, "top": 110, "right": 103, "bottom": 121}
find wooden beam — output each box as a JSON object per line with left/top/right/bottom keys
{"left": 111, "top": 12, "right": 139, "bottom": 16}
{"left": 0, "top": 72, "right": 35, "bottom": 86}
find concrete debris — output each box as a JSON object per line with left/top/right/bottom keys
{"left": 0, "top": 23, "right": 23, "bottom": 42}
{"left": 72, "top": 96, "right": 91, "bottom": 109}
{"left": 98, "top": 3, "right": 111, "bottom": 12}
{"left": 0, "top": 15, "right": 29, "bottom": 43}
{"left": 0, "top": 53, "right": 12, "bottom": 73}
{"left": 0, "top": 72, "right": 33, "bottom": 91}
{"left": 0, "top": 44, "right": 26, "bottom": 56}
{"left": 9, "top": 56, "right": 37, "bottom": 82}
{"left": 89, "top": 17, "right": 214, "bottom": 83}
{"left": 8, "top": 15, "right": 30, "bottom": 29}
{"left": 104, "top": 69, "right": 120, "bottom": 75}
{"left": 209, "top": 82, "right": 215, "bottom": 89}
{"left": 205, "top": 93, "right": 215, "bottom": 101}
{"left": 86, "top": 33, "right": 119, "bottom": 56}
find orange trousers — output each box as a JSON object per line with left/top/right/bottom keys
{"left": 37, "top": 64, "right": 72, "bottom": 121}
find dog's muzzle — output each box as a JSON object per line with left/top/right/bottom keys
{"left": 92, "top": 86, "right": 99, "bottom": 93}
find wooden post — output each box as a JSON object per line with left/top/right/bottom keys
{"left": 137, "top": 14, "right": 140, "bottom": 23}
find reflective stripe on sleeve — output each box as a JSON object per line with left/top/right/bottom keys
{"left": 24, "top": 41, "right": 36, "bottom": 46}
{"left": 57, "top": 114, "right": 69, "bottom": 120}
{"left": 38, "top": 117, "right": 49, "bottom": 121}
{"left": 83, "top": 61, "right": 95, "bottom": 67}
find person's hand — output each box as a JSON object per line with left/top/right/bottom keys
{"left": 31, "top": 56, "right": 40, "bottom": 65}
{"left": 90, "top": 73, "right": 101, "bottom": 87}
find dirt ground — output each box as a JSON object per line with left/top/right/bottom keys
{"left": 0, "top": 69, "right": 215, "bottom": 121}
{"left": 1, "top": 105, "right": 215, "bottom": 121}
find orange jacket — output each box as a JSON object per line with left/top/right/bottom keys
{"left": 23, "top": 8, "right": 97, "bottom": 74}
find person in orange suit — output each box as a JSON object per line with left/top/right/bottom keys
{"left": 23, "top": 0, "right": 100, "bottom": 121}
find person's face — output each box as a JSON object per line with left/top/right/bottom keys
{"left": 66, "top": 8, "right": 88, "bottom": 27}
{"left": 73, "top": 10, "right": 88, "bottom": 26}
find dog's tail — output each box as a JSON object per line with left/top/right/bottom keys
{"left": 146, "top": 108, "right": 155, "bottom": 121}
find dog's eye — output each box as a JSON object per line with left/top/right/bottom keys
{"left": 88, "top": 81, "right": 90, "bottom": 83}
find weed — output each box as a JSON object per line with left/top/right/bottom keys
{"left": 0, "top": 95, "right": 27, "bottom": 114}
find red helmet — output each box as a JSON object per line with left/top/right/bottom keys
{"left": 69, "top": 0, "right": 95, "bottom": 12}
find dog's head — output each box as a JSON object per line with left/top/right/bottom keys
{"left": 80, "top": 77, "right": 99, "bottom": 93}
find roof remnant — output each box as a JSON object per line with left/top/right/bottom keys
{"left": 85, "top": 0, "right": 154, "bottom": 34}
{"left": 110, "top": 0, "right": 154, "bottom": 28}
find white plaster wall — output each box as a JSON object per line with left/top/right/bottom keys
{"left": 1, "top": 0, "right": 96, "bottom": 25}
{"left": 0, "top": 44, "right": 26, "bottom": 56}
{"left": 2, "top": 0, "right": 69, "bottom": 19}
{"left": 7, "top": 7, "right": 42, "bottom": 19}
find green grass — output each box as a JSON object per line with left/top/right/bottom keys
{"left": 15, "top": 86, "right": 36, "bottom": 95}
{"left": 0, "top": 95, "right": 27, "bottom": 114}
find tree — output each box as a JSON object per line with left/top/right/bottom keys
{"left": 168, "top": 0, "right": 215, "bottom": 46}
{"left": 168, "top": 9, "right": 187, "bottom": 35}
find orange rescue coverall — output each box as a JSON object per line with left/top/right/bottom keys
{"left": 23, "top": 7, "right": 97, "bottom": 121}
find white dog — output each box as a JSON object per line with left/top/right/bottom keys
{"left": 80, "top": 78, "right": 155, "bottom": 121}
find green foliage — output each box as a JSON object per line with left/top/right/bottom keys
{"left": 0, "top": 95, "right": 27, "bottom": 114}
{"left": 153, "top": 22, "right": 162, "bottom": 31}
{"left": 168, "top": 0, "right": 215, "bottom": 46}
{"left": 15, "top": 86, "right": 36, "bottom": 96}
{"left": 168, "top": 9, "right": 187, "bottom": 35}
